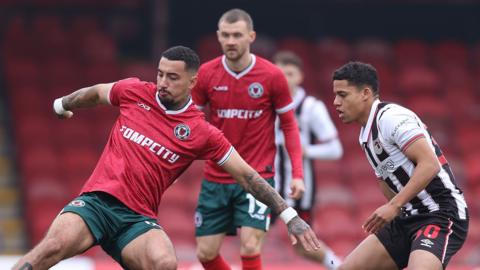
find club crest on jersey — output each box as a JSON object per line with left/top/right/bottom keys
{"left": 373, "top": 139, "right": 383, "bottom": 155}
{"left": 174, "top": 123, "right": 190, "bottom": 140}
{"left": 69, "top": 200, "right": 85, "bottom": 207}
{"left": 248, "top": 82, "right": 264, "bottom": 99}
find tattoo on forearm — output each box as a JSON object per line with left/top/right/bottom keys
{"left": 63, "top": 87, "right": 100, "bottom": 110}
{"left": 19, "top": 262, "right": 33, "bottom": 270}
{"left": 244, "top": 172, "right": 288, "bottom": 214}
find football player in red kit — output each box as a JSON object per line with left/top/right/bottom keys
{"left": 192, "top": 9, "right": 305, "bottom": 270}
{"left": 12, "top": 46, "right": 320, "bottom": 270}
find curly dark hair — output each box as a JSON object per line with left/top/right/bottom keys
{"left": 332, "top": 61, "right": 379, "bottom": 97}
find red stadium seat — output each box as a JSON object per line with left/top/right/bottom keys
{"left": 353, "top": 38, "right": 392, "bottom": 67}
{"left": 83, "top": 63, "right": 121, "bottom": 85}
{"left": 79, "top": 32, "right": 118, "bottom": 66}
{"left": 439, "top": 65, "right": 474, "bottom": 92}
{"left": 463, "top": 153, "right": 480, "bottom": 190}
{"left": 196, "top": 33, "right": 222, "bottom": 62}
{"left": 393, "top": 39, "right": 430, "bottom": 68}
{"left": 19, "top": 146, "right": 60, "bottom": 181}
{"left": 122, "top": 61, "right": 156, "bottom": 82}
{"left": 350, "top": 182, "right": 387, "bottom": 211}
{"left": 471, "top": 40, "right": 480, "bottom": 70}
{"left": 315, "top": 205, "right": 361, "bottom": 242}
{"left": 42, "top": 59, "right": 82, "bottom": 90}
{"left": 455, "top": 126, "right": 480, "bottom": 157}
{"left": 406, "top": 96, "right": 449, "bottom": 119}
{"left": 314, "top": 37, "right": 351, "bottom": 68}
{"left": 3, "top": 15, "right": 35, "bottom": 61}
{"left": 4, "top": 60, "right": 41, "bottom": 89}
{"left": 396, "top": 65, "right": 441, "bottom": 96}
{"left": 431, "top": 40, "right": 468, "bottom": 68}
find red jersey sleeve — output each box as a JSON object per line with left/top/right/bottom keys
{"left": 279, "top": 111, "right": 304, "bottom": 179}
{"left": 269, "top": 69, "right": 303, "bottom": 179}
{"left": 199, "top": 123, "right": 234, "bottom": 165}
{"left": 109, "top": 77, "right": 142, "bottom": 106}
{"left": 270, "top": 70, "right": 294, "bottom": 114}
{"left": 191, "top": 66, "right": 209, "bottom": 107}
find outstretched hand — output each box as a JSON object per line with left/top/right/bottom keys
{"left": 287, "top": 216, "right": 321, "bottom": 251}
{"left": 53, "top": 98, "right": 74, "bottom": 119}
{"left": 362, "top": 202, "right": 401, "bottom": 234}
{"left": 289, "top": 178, "right": 305, "bottom": 200}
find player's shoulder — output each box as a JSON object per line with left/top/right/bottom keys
{"left": 115, "top": 77, "right": 156, "bottom": 95}
{"left": 378, "top": 102, "right": 416, "bottom": 122}
{"left": 199, "top": 56, "right": 223, "bottom": 72}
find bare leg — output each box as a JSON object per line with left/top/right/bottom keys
{"left": 407, "top": 250, "right": 442, "bottom": 270}
{"left": 239, "top": 227, "right": 266, "bottom": 256}
{"left": 196, "top": 233, "right": 227, "bottom": 262}
{"left": 338, "top": 234, "right": 398, "bottom": 270}
{"left": 121, "top": 229, "right": 177, "bottom": 270}
{"left": 12, "top": 213, "right": 95, "bottom": 270}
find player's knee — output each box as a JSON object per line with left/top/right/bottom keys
{"left": 196, "top": 245, "right": 218, "bottom": 262}
{"left": 148, "top": 254, "right": 177, "bottom": 270}
{"left": 240, "top": 238, "right": 261, "bottom": 255}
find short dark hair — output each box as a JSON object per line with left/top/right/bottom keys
{"left": 218, "top": 8, "right": 254, "bottom": 31}
{"left": 161, "top": 46, "right": 200, "bottom": 73}
{"left": 332, "top": 61, "right": 379, "bottom": 96}
{"left": 273, "top": 51, "right": 303, "bottom": 71}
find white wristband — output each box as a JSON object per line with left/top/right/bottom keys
{"left": 279, "top": 207, "right": 298, "bottom": 224}
{"left": 53, "top": 98, "right": 66, "bottom": 115}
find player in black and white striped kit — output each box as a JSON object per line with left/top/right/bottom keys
{"left": 333, "top": 61, "right": 468, "bottom": 270}
{"left": 273, "top": 51, "right": 343, "bottom": 270}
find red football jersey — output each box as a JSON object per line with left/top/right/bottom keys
{"left": 192, "top": 55, "right": 294, "bottom": 183}
{"left": 81, "top": 78, "right": 233, "bottom": 218}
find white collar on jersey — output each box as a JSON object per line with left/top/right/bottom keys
{"left": 292, "top": 87, "right": 306, "bottom": 109}
{"left": 222, "top": 54, "right": 256, "bottom": 80}
{"left": 359, "top": 99, "right": 381, "bottom": 144}
{"left": 155, "top": 93, "right": 193, "bottom": 115}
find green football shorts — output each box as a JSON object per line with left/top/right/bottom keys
{"left": 195, "top": 178, "right": 275, "bottom": 236}
{"left": 61, "top": 191, "right": 161, "bottom": 268}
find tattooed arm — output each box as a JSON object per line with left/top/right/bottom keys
{"left": 221, "top": 149, "right": 321, "bottom": 251}
{"left": 53, "top": 83, "right": 114, "bottom": 118}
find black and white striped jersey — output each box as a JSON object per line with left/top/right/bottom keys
{"left": 359, "top": 100, "right": 468, "bottom": 220}
{"left": 275, "top": 88, "right": 343, "bottom": 210}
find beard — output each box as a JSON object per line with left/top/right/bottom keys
{"left": 157, "top": 91, "right": 176, "bottom": 109}
{"left": 223, "top": 47, "right": 244, "bottom": 61}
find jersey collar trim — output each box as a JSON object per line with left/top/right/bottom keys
{"left": 292, "top": 87, "right": 306, "bottom": 109}
{"left": 359, "top": 99, "right": 380, "bottom": 144}
{"left": 155, "top": 93, "right": 193, "bottom": 115}
{"left": 222, "top": 54, "right": 256, "bottom": 80}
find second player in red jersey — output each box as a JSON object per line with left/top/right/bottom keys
{"left": 192, "top": 9, "right": 305, "bottom": 270}
{"left": 193, "top": 54, "right": 300, "bottom": 183}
